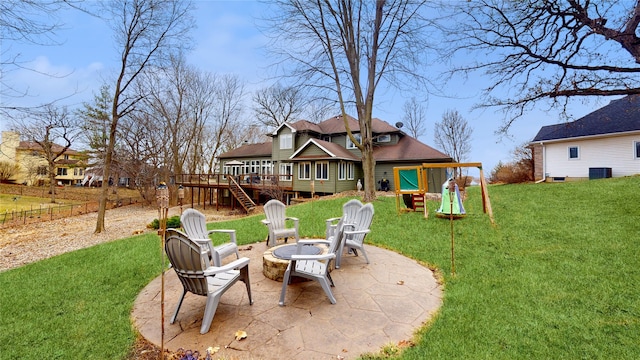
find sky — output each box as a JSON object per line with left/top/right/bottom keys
{"left": 1, "top": 1, "right": 614, "bottom": 178}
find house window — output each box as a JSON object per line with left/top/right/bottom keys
{"left": 376, "top": 134, "right": 391, "bottom": 143}
{"left": 635, "top": 141, "right": 640, "bottom": 159}
{"left": 298, "top": 162, "right": 311, "bottom": 180}
{"left": 347, "top": 162, "right": 354, "bottom": 180}
{"left": 322, "top": 135, "right": 331, "bottom": 142}
{"left": 315, "top": 161, "right": 329, "bottom": 180}
{"left": 346, "top": 133, "right": 361, "bottom": 149}
{"left": 338, "top": 162, "right": 354, "bottom": 180}
{"left": 37, "top": 166, "right": 47, "bottom": 176}
{"left": 338, "top": 161, "right": 346, "bottom": 180}
{"left": 57, "top": 168, "right": 68, "bottom": 176}
{"left": 280, "top": 133, "right": 292, "bottom": 149}
{"left": 261, "top": 160, "right": 273, "bottom": 175}
{"left": 568, "top": 146, "right": 579, "bottom": 159}
{"left": 74, "top": 168, "right": 83, "bottom": 176}
{"left": 250, "top": 160, "right": 260, "bottom": 173}
{"left": 279, "top": 163, "right": 292, "bottom": 181}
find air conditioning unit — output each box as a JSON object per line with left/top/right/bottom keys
{"left": 588, "top": 167, "right": 612, "bottom": 180}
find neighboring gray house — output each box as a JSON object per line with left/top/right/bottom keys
{"left": 530, "top": 95, "right": 640, "bottom": 182}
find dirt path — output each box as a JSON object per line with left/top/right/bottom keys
{"left": 0, "top": 204, "right": 235, "bottom": 272}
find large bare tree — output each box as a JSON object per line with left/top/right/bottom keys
{"left": 446, "top": 0, "right": 640, "bottom": 131}
{"left": 13, "top": 104, "right": 81, "bottom": 202}
{"left": 268, "top": 0, "right": 431, "bottom": 202}
{"left": 95, "top": 0, "right": 193, "bottom": 233}
{"left": 253, "top": 84, "right": 306, "bottom": 128}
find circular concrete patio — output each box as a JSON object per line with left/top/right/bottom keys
{"left": 132, "top": 242, "right": 442, "bottom": 360}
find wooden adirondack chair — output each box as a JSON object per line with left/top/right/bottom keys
{"left": 165, "top": 229, "right": 253, "bottom": 334}
{"left": 339, "top": 203, "right": 374, "bottom": 267}
{"left": 278, "top": 231, "right": 342, "bottom": 306}
{"left": 181, "top": 208, "right": 239, "bottom": 266}
{"left": 261, "top": 199, "right": 299, "bottom": 247}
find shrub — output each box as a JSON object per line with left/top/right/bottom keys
{"left": 148, "top": 215, "right": 181, "bottom": 230}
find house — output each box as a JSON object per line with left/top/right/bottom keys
{"left": 530, "top": 95, "right": 640, "bottom": 182}
{"left": 0, "top": 131, "right": 88, "bottom": 186}
{"left": 218, "top": 115, "right": 452, "bottom": 201}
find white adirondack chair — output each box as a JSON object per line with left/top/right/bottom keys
{"left": 180, "top": 208, "right": 239, "bottom": 266}
{"left": 339, "top": 203, "right": 374, "bottom": 267}
{"left": 165, "top": 229, "right": 253, "bottom": 334}
{"left": 278, "top": 230, "right": 342, "bottom": 306}
{"left": 261, "top": 199, "right": 299, "bottom": 247}
{"left": 325, "top": 199, "right": 363, "bottom": 240}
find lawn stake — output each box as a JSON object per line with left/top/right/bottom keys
{"left": 156, "top": 183, "right": 169, "bottom": 360}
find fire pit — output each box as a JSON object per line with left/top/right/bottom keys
{"left": 262, "top": 242, "right": 327, "bottom": 282}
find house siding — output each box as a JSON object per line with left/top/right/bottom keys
{"left": 543, "top": 134, "right": 640, "bottom": 180}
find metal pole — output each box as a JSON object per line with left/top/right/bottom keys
{"left": 449, "top": 178, "right": 455, "bottom": 275}
{"left": 156, "top": 183, "right": 169, "bottom": 360}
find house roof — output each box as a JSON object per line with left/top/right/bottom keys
{"left": 373, "top": 134, "right": 451, "bottom": 162}
{"left": 289, "top": 139, "right": 360, "bottom": 161}
{"left": 532, "top": 95, "right": 640, "bottom": 142}
{"left": 218, "top": 142, "right": 272, "bottom": 159}
{"left": 17, "top": 141, "right": 82, "bottom": 155}
{"left": 304, "top": 114, "right": 399, "bottom": 134}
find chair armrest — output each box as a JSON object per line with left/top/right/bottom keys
{"left": 297, "top": 239, "right": 330, "bottom": 247}
{"left": 285, "top": 217, "right": 299, "bottom": 223}
{"left": 261, "top": 219, "right": 270, "bottom": 225}
{"left": 203, "top": 257, "right": 250, "bottom": 275}
{"left": 344, "top": 229, "right": 370, "bottom": 236}
{"left": 325, "top": 217, "right": 341, "bottom": 224}
{"left": 207, "top": 229, "right": 237, "bottom": 244}
{"left": 290, "top": 253, "right": 336, "bottom": 261}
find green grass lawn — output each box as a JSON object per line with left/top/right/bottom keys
{"left": 1, "top": 177, "right": 639, "bottom": 359}
{"left": 0, "top": 194, "right": 80, "bottom": 213}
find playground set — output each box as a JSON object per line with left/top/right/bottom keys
{"left": 392, "top": 162, "right": 494, "bottom": 224}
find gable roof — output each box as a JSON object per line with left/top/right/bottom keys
{"left": 532, "top": 95, "right": 640, "bottom": 142}
{"left": 307, "top": 114, "right": 400, "bottom": 134}
{"left": 289, "top": 139, "right": 360, "bottom": 161}
{"left": 373, "top": 134, "right": 451, "bottom": 162}
{"left": 218, "top": 142, "right": 272, "bottom": 159}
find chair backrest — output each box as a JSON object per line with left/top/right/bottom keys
{"left": 342, "top": 199, "right": 363, "bottom": 226}
{"left": 263, "top": 199, "right": 287, "bottom": 229}
{"left": 165, "top": 229, "right": 209, "bottom": 296}
{"left": 347, "top": 203, "right": 374, "bottom": 244}
{"left": 180, "top": 208, "right": 209, "bottom": 239}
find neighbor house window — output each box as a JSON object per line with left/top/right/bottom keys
{"left": 280, "top": 133, "right": 292, "bottom": 149}
{"left": 322, "top": 135, "right": 331, "bottom": 142}
{"left": 298, "top": 162, "right": 311, "bottom": 180}
{"left": 315, "top": 161, "right": 329, "bottom": 180}
{"left": 346, "top": 133, "right": 361, "bottom": 149}
{"left": 279, "top": 163, "right": 292, "bottom": 181}
{"left": 37, "top": 166, "right": 47, "bottom": 176}
{"left": 57, "top": 168, "right": 68, "bottom": 176}
{"left": 635, "top": 141, "right": 640, "bottom": 159}
{"left": 568, "top": 146, "right": 579, "bottom": 159}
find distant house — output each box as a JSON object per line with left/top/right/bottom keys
{"left": 218, "top": 115, "right": 452, "bottom": 201}
{"left": 530, "top": 95, "right": 640, "bottom": 182}
{"left": 0, "top": 131, "right": 88, "bottom": 186}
